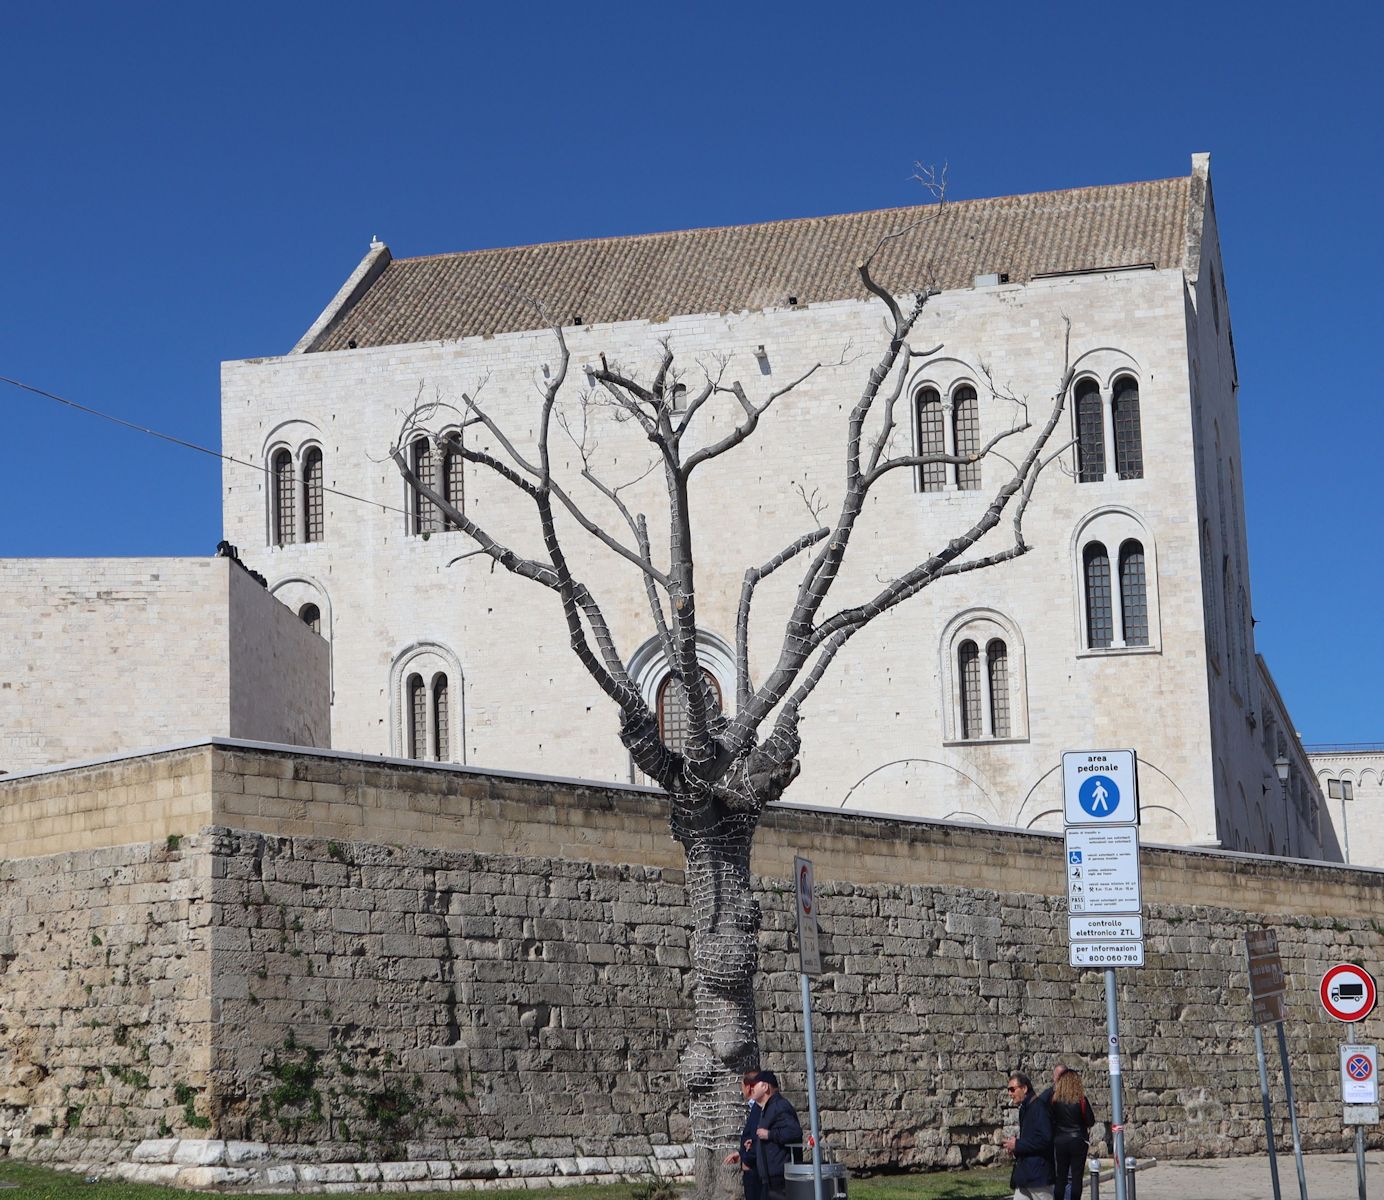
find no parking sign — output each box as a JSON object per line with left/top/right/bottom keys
{"left": 1341, "top": 1044, "right": 1378, "bottom": 1105}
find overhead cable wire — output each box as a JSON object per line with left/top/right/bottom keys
{"left": 0, "top": 374, "right": 409, "bottom": 517}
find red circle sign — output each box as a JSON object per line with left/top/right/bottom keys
{"left": 1320, "top": 963, "right": 1378, "bottom": 1022}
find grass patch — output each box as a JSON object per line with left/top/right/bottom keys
{"left": 0, "top": 1160, "right": 1011, "bottom": 1200}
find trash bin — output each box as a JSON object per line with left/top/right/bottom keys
{"left": 784, "top": 1161, "right": 848, "bottom": 1200}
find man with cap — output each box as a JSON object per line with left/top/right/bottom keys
{"left": 751, "top": 1070, "right": 802, "bottom": 1200}
{"left": 723, "top": 1070, "right": 762, "bottom": 1200}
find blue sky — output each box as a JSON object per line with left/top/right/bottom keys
{"left": 1, "top": 2, "right": 1379, "bottom": 744}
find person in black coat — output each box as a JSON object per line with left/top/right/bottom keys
{"left": 751, "top": 1070, "right": 803, "bottom": 1200}
{"left": 723, "top": 1071, "right": 762, "bottom": 1200}
{"left": 1003, "top": 1072, "right": 1056, "bottom": 1200}
{"left": 1049, "top": 1069, "right": 1097, "bottom": 1200}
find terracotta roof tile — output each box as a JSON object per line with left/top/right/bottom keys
{"left": 307, "top": 175, "right": 1190, "bottom": 352}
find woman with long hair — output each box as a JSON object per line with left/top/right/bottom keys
{"left": 1051, "top": 1068, "right": 1097, "bottom": 1200}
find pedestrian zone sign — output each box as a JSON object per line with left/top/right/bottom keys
{"left": 1062, "top": 750, "right": 1139, "bottom": 826}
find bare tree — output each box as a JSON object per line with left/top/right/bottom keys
{"left": 390, "top": 225, "right": 1073, "bottom": 1198}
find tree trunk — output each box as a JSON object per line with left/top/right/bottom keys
{"left": 674, "top": 803, "right": 762, "bottom": 1200}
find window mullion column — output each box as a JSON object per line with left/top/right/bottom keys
{"left": 1100, "top": 387, "right": 1117, "bottom": 482}
{"left": 294, "top": 455, "right": 308, "bottom": 545}
{"left": 942, "top": 396, "right": 956, "bottom": 490}
{"left": 1110, "top": 556, "right": 1127, "bottom": 649}
{"left": 426, "top": 679, "right": 438, "bottom": 761}
{"left": 978, "top": 644, "right": 994, "bottom": 738}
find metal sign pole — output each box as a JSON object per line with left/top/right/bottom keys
{"left": 1254, "top": 1023, "right": 1284, "bottom": 1200}
{"left": 1105, "top": 968, "right": 1129, "bottom": 1200}
{"left": 793, "top": 857, "right": 824, "bottom": 1200}
{"left": 800, "top": 972, "right": 824, "bottom": 1200}
{"left": 1356, "top": 1126, "right": 1366, "bottom": 1200}
{"left": 1275, "top": 1021, "right": 1309, "bottom": 1200}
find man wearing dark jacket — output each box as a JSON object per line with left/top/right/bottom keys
{"left": 723, "top": 1070, "right": 762, "bottom": 1200}
{"left": 1003, "top": 1072, "right": 1056, "bottom": 1200}
{"left": 751, "top": 1070, "right": 802, "bottom": 1200}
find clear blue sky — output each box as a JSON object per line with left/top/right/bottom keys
{"left": 2, "top": 2, "right": 1379, "bottom": 744}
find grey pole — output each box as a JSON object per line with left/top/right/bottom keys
{"left": 799, "top": 972, "right": 824, "bottom": 1200}
{"left": 1357, "top": 1126, "right": 1366, "bottom": 1200}
{"left": 1255, "top": 1024, "right": 1284, "bottom": 1200}
{"left": 1275, "top": 1021, "right": 1309, "bottom": 1200}
{"left": 1106, "top": 968, "right": 1129, "bottom": 1200}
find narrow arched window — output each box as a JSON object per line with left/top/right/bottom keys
{"left": 952, "top": 386, "right": 981, "bottom": 490}
{"left": 1222, "top": 557, "right": 1237, "bottom": 693}
{"left": 958, "top": 640, "right": 982, "bottom": 739}
{"left": 299, "top": 603, "right": 321, "bottom": 635}
{"left": 303, "top": 447, "right": 325, "bottom": 542}
{"left": 411, "top": 438, "right": 440, "bottom": 535}
{"left": 915, "top": 387, "right": 946, "bottom": 493}
{"left": 433, "top": 673, "right": 450, "bottom": 761}
{"left": 656, "top": 669, "right": 721, "bottom": 756}
{"left": 1075, "top": 380, "right": 1105, "bottom": 483}
{"left": 406, "top": 673, "right": 426, "bottom": 758}
{"left": 442, "top": 433, "right": 464, "bottom": 530}
{"left": 1083, "top": 542, "right": 1114, "bottom": 649}
{"left": 1201, "top": 521, "right": 1219, "bottom": 665}
{"left": 1119, "top": 540, "right": 1149, "bottom": 646}
{"left": 1112, "top": 377, "right": 1143, "bottom": 480}
{"left": 987, "top": 638, "right": 1010, "bottom": 738}
{"left": 272, "top": 449, "right": 296, "bottom": 546}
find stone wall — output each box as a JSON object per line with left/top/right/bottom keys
{"left": 2, "top": 743, "right": 1382, "bottom": 1190}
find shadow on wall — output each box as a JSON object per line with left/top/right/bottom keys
{"left": 842, "top": 756, "right": 1195, "bottom": 840}
{"left": 841, "top": 758, "right": 1004, "bottom": 823}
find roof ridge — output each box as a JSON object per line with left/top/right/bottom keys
{"left": 392, "top": 175, "right": 1189, "bottom": 265}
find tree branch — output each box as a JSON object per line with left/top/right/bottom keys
{"left": 735, "top": 526, "right": 830, "bottom": 710}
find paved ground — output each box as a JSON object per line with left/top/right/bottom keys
{"left": 1099, "top": 1150, "right": 1382, "bottom": 1200}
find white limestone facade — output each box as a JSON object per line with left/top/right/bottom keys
{"left": 219, "top": 156, "right": 1332, "bottom": 858}
{"left": 1309, "top": 747, "right": 1384, "bottom": 868}
{"left": 0, "top": 555, "right": 330, "bottom": 774}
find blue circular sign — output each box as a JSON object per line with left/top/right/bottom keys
{"left": 1079, "top": 775, "right": 1120, "bottom": 818}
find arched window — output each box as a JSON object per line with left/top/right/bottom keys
{"left": 406, "top": 673, "right": 426, "bottom": 758}
{"left": 952, "top": 386, "right": 981, "bottom": 490}
{"left": 656, "top": 669, "right": 721, "bottom": 756}
{"left": 433, "top": 674, "right": 450, "bottom": 761}
{"left": 1075, "top": 380, "right": 1105, "bottom": 483}
{"left": 1074, "top": 510, "right": 1161, "bottom": 653}
{"left": 941, "top": 610, "right": 1029, "bottom": 743}
{"left": 987, "top": 639, "right": 1010, "bottom": 738}
{"left": 1201, "top": 521, "right": 1220, "bottom": 668}
{"left": 958, "top": 640, "right": 982, "bottom": 739}
{"left": 1222, "top": 557, "right": 1238, "bottom": 694}
{"left": 1111, "top": 377, "right": 1142, "bottom": 480}
{"left": 442, "top": 433, "right": 464, "bottom": 529}
{"left": 302, "top": 447, "right": 324, "bottom": 543}
{"left": 390, "top": 643, "right": 463, "bottom": 763}
{"left": 915, "top": 387, "right": 946, "bottom": 493}
{"left": 299, "top": 603, "right": 321, "bottom": 635}
{"left": 411, "top": 437, "right": 441, "bottom": 535}
{"left": 1083, "top": 542, "right": 1114, "bottom": 649}
{"left": 272, "top": 449, "right": 296, "bottom": 546}
{"left": 1118, "top": 540, "right": 1149, "bottom": 646}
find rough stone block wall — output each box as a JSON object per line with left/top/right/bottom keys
{"left": 3, "top": 744, "right": 1382, "bottom": 1188}
{"left": 0, "top": 839, "right": 214, "bottom": 1148}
